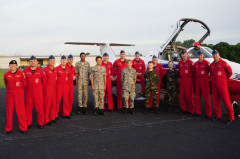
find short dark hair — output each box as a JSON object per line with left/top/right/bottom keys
{"left": 96, "top": 56, "right": 102, "bottom": 61}
{"left": 148, "top": 61, "right": 154, "bottom": 64}
{"left": 80, "top": 52, "right": 85, "bottom": 57}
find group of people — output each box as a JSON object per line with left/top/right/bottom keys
{"left": 3, "top": 49, "right": 236, "bottom": 134}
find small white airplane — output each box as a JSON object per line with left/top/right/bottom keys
{"left": 65, "top": 18, "right": 240, "bottom": 107}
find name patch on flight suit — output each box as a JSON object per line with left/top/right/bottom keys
{"left": 16, "top": 82, "right": 20, "bottom": 86}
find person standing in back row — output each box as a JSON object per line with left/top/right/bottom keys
{"left": 75, "top": 52, "right": 91, "bottom": 115}
{"left": 210, "top": 50, "right": 235, "bottom": 124}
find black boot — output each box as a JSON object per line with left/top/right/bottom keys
{"left": 154, "top": 108, "right": 160, "bottom": 114}
{"left": 93, "top": 109, "right": 98, "bottom": 116}
{"left": 129, "top": 108, "right": 134, "bottom": 115}
{"left": 99, "top": 109, "right": 105, "bottom": 115}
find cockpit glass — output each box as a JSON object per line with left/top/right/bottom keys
{"left": 187, "top": 47, "right": 212, "bottom": 58}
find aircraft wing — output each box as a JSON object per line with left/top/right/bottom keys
{"left": 65, "top": 42, "right": 135, "bottom": 46}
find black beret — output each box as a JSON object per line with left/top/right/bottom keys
{"left": 180, "top": 49, "right": 187, "bottom": 54}
{"left": 9, "top": 60, "right": 17, "bottom": 65}
{"left": 152, "top": 55, "right": 157, "bottom": 59}
{"left": 120, "top": 50, "right": 125, "bottom": 54}
{"left": 135, "top": 51, "right": 140, "bottom": 55}
{"left": 197, "top": 50, "right": 203, "bottom": 55}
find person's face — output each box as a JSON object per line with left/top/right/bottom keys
{"left": 197, "top": 54, "right": 204, "bottom": 60}
{"left": 103, "top": 56, "right": 109, "bottom": 61}
{"left": 181, "top": 53, "right": 188, "bottom": 59}
{"left": 61, "top": 59, "right": 67, "bottom": 66}
{"left": 80, "top": 54, "right": 86, "bottom": 61}
{"left": 68, "top": 58, "right": 73, "bottom": 65}
{"left": 168, "top": 62, "right": 173, "bottom": 68}
{"left": 96, "top": 58, "right": 102, "bottom": 65}
{"left": 148, "top": 63, "right": 153, "bottom": 69}
{"left": 127, "top": 62, "right": 132, "bottom": 68}
{"left": 30, "top": 59, "right": 37, "bottom": 67}
{"left": 48, "top": 59, "right": 55, "bottom": 67}
{"left": 120, "top": 53, "right": 125, "bottom": 59}
{"left": 9, "top": 64, "right": 18, "bottom": 71}
{"left": 153, "top": 58, "right": 158, "bottom": 64}
{"left": 135, "top": 54, "right": 140, "bottom": 59}
{"left": 212, "top": 53, "right": 220, "bottom": 61}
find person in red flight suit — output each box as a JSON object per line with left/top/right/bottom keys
{"left": 178, "top": 50, "right": 195, "bottom": 114}
{"left": 112, "top": 50, "right": 128, "bottom": 110}
{"left": 23, "top": 56, "right": 46, "bottom": 129}
{"left": 102, "top": 53, "right": 113, "bottom": 111}
{"left": 55, "top": 55, "right": 72, "bottom": 119}
{"left": 66, "top": 54, "right": 75, "bottom": 115}
{"left": 4, "top": 60, "right": 27, "bottom": 134}
{"left": 43, "top": 55, "right": 57, "bottom": 125}
{"left": 147, "top": 55, "right": 163, "bottom": 110}
{"left": 194, "top": 50, "right": 212, "bottom": 118}
{"left": 132, "top": 51, "right": 146, "bottom": 95}
{"left": 210, "top": 50, "right": 235, "bottom": 124}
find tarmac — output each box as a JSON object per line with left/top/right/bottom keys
{"left": 0, "top": 85, "right": 239, "bottom": 159}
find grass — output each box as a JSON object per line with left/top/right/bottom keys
{"left": 0, "top": 70, "right": 8, "bottom": 88}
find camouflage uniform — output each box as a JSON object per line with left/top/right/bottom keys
{"left": 91, "top": 65, "right": 107, "bottom": 109}
{"left": 75, "top": 61, "right": 90, "bottom": 108}
{"left": 164, "top": 68, "right": 179, "bottom": 107}
{"left": 121, "top": 68, "right": 137, "bottom": 109}
{"left": 144, "top": 70, "right": 159, "bottom": 108}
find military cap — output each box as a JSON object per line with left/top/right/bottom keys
{"left": 212, "top": 50, "right": 219, "bottom": 54}
{"left": 180, "top": 49, "right": 187, "bottom": 54}
{"left": 120, "top": 50, "right": 125, "bottom": 54}
{"left": 152, "top": 55, "right": 157, "bottom": 59}
{"left": 68, "top": 54, "right": 73, "bottom": 59}
{"left": 103, "top": 52, "right": 109, "bottom": 56}
{"left": 9, "top": 60, "right": 17, "bottom": 65}
{"left": 48, "top": 55, "right": 55, "bottom": 60}
{"left": 197, "top": 50, "right": 203, "bottom": 55}
{"left": 61, "top": 55, "right": 67, "bottom": 59}
{"left": 30, "top": 56, "right": 37, "bottom": 60}
{"left": 135, "top": 51, "right": 140, "bottom": 55}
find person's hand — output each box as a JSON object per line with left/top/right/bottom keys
{"left": 137, "top": 73, "right": 142, "bottom": 77}
{"left": 92, "top": 86, "right": 94, "bottom": 90}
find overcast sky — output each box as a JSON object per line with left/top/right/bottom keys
{"left": 0, "top": 0, "right": 240, "bottom": 56}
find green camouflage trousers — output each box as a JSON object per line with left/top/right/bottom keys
{"left": 78, "top": 84, "right": 89, "bottom": 108}
{"left": 93, "top": 89, "right": 104, "bottom": 109}
{"left": 145, "top": 89, "right": 159, "bottom": 108}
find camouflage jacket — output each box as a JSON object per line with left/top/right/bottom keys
{"left": 144, "top": 70, "right": 159, "bottom": 90}
{"left": 75, "top": 61, "right": 90, "bottom": 86}
{"left": 91, "top": 65, "right": 107, "bottom": 90}
{"left": 164, "top": 68, "right": 179, "bottom": 88}
{"left": 121, "top": 68, "right": 137, "bottom": 91}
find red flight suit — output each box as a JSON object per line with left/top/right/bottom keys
{"left": 4, "top": 69, "right": 27, "bottom": 132}
{"left": 102, "top": 61, "right": 113, "bottom": 110}
{"left": 147, "top": 63, "right": 163, "bottom": 108}
{"left": 43, "top": 65, "right": 57, "bottom": 124}
{"left": 55, "top": 65, "right": 71, "bottom": 118}
{"left": 178, "top": 59, "right": 195, "bottom": 114}
{"left": 112, "top": 58, "right": 127, "bottom": 109}
{"left": 132, "top": 58, "right": 146, "bottom": 93}
{"left": 24, "top": 66, "right": 46, "bottom": 126}
{"left": 66, "top": 63, "right": 75, "bottom": 114}
{"left": 210, "top": 59, "right": 235, "bottom": 121}
{"left": 194, "top": 59, "right": 212, "bottom": 117}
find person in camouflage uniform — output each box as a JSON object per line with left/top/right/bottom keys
{"left": 91, "top": 56, "right": 107, "bottom": 115}
{"left": 75, "top": 52, "right": 91, "bottom": 115}
{"left": 144, "top": 61, "right": 159, "bottom": 113}
{"left": 163, "top": 61, "right": 179, "bottom": 112}
{"left": 121, "top": 60, "right": 137, "bottom": 114}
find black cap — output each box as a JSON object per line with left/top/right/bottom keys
{"left": 61, "top": 55, "right": 66, "bottom": 59}
{"left": 212, "top": 50, "right": 219, "bottom": 54}
{"left": 80, "top": 52, "right": 85, "bottom": 56}
{"left": 9, "top": 60, "right": 17, "bottom": 65}
{"left": 197, "top": 50, "right": 203, "bottom": 55}
{"left": 48, "top": 55, "right": 55, "bottom": 60}
{"left": 68, "top": 54, "right": 73, "bottom": 59}
{"left": 103, "top": 52, "right": 109, "bottom": 56}
{"left": 120, "top": 50, "right": 125, "bottom": 54}
{"left": 180, "top": 49, "right": 187, "bottom": 54}
{"left": 135, "top": 51, "right": 140, "bottom": 55}
{"left": 152, "top": 55, "right": 157, "bottom": 59}
{"left": 30, "top": 56, "right": 37, "bottom": 60}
